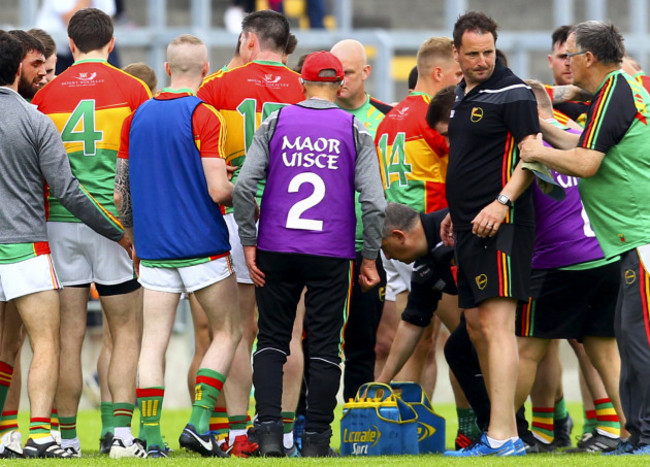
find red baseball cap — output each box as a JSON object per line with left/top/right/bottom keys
{"left": 300, "top": 51, "right": 344, "bottom": 83}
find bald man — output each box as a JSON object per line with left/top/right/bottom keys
{"left": 329, "top": 39, "right": 392, "bottom": 400}
{"left": 115, "top": 34, "right": 239, "bottom": 459}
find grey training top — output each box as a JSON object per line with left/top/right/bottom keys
{"left": 233, "top": 97, "right": 386, "bottom": 259}
{"left": 0, "top": 87, "right": 123, "bottom": 245}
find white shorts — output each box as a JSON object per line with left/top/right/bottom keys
{"left": 382, "top": 251, "right": 414, "bottom": 301}
{"left": 138, "top": 255, "right": 234, "bottom": 294}
{"left": 0, "top": 254, "right": 61, "bottom": 301}
{"left": 47, "top": 222, "right": 134, "bottom": 286}
{"left": 224, "top": 213, "right": 253, "bottom": 284}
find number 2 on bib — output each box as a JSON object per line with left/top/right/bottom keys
{"left": 286, "top": 172, "right": 325, "bottom": 231}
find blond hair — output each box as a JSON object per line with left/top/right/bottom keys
{"left": 417, "top": 37, "right": 454, "bottom": 75}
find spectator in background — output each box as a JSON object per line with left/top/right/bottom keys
{"left": 36, "top": 0, "right": 121, "bottom": 74}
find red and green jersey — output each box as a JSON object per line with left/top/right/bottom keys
{"left": 0, "top": 242, "right": 50, "bottom": 264}
{"left": 32, "top": 59, "right": 151, "bottom": 223}
{"left": 375, "top": 92, "right": 448, "bottom": 213}
{"left": 634, "top": 71, "right": 650, "bottom": 94}
{"left": 198, "top": 60, "right": 304, "bottom": 211}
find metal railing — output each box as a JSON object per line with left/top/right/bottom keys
{"left": 15, "top": 0, "right": 650, "bottom": 103}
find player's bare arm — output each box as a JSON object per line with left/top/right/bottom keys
{"left": 551, "top": 84, "right": 592, "bottom": 103}
{"left": 114, "top": 158, "right": 133, "bottom": 230}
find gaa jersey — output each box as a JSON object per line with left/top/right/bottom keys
{"left": 32, "top": 59, "right": 151, "bottom": 223}
{"left": 577, "top": 70, "right": 650, "bottom": 258}
{"left": 0, "top": 242, "right": 50, "bottom": 264}
{"left": 198, "top": 60, "right": 304, "bottom": 211}
{"left": 375, "top": 92, "right": 448, "bottom": 214}
{"left": 634, "top": 71, "right": 650, "bottom": 94}
{"left": 339, "top": 94, "right": 392, "bottom": 252}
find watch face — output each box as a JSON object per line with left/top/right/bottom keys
{"left": 498, "top": 194, "right": 511, "bottom": 206}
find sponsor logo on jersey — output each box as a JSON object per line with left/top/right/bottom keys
{"left": 76, "top": 72, "right": 97, "bottom": 81}
{"left": 470, "top": 107, "right": 484, "bottom": 122}
{"left": 264, "top": 74, "right": 282, "bottom": 84}
{"left": 624, "top": 269, "right": 636, "bottom": 285}
{"left": 391, "top": 107, "right": 409, "bottom": 121}
{"left": 475, "top": 273, "right": 487, "bottom": 290}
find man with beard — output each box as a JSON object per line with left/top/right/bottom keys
{"left": 7, "top": 30, "right": 46, "bottom": 100}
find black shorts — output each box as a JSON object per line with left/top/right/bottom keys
{"left": 516, "top": 260, "right": 620, "bottom": 339}
{"left": 455, "top": 224, "right": 534, "bottom": 309}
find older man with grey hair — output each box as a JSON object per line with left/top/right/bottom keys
{"left": 522, "top": 20, "right": 650, "bottom": 455}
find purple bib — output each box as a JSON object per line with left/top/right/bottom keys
{"left": 532, "top": 132, "right": 604, "bottom": 268}
{"left": 257, "top": 104, "right": 357, "bottom": 259}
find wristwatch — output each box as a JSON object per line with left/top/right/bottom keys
{"left": 496, "top": 193, "right": 512, "bottom": 207}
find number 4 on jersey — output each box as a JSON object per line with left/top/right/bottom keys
{"left": 61, "top": 100, "right": 103, "bottom": 156}
{"left": 378, "top": 132, "right": 411, "bottom": 189}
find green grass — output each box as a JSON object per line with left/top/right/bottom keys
{"left": 12, "top": 402, "right": 647, "bottom": 465}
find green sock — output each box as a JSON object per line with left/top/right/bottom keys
{"left": 554, "top": 397, "right": 569, "bottom": 421}
{"left": 29, "top": 417, "right": 50, "bottom": 441}
{"left": 228, "top": 414, "right": 247, "bottom": 436}
{"left": 531, "top": 407, "right": 554, "bottom": 444}
{"left": 50, "top": 409, "right": 60, "bottom": 434}
{"left": 210, "top": 406, "right": 229, "bottom": 440}
{"left": 456, "top": 407, "right": 481, "bottom": 438}
{"left": 59, "top": 416, "right": 77, "bottom": 440}
{"left": 583, "top": 409, "right": 597, "bottom": 434}
{"left": 188, "top": 369, "right": 225, "bottom": 434}
{"left": 100, "top": 402, "right": 114, "bottom": 437}
{"left": 0, "top": 411, "right": 18, "bottom": 436}
{"left": 0, "top": 362, "right": 13, "bottom": 415}
{"left": 594, "top": 398, "right": 620, "bottom": 438}
{"left": 281, "top": 411, "right": 295, "bottom": 434}
{"left": 113, "top": 402, "right": 134, "bottom": 428}
{"left": 138, "top": 387, "right": 165, "bottom": 449}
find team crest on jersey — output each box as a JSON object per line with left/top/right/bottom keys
{"left": 76, "top": 72, "right": 98, "bottom": 81}
{"left": 475, "top": 274, "right": 488, "bottom": 290}
{"left": 624, "top": 269, "right": 637, "bottom": 285}
{"left": 470, "top": 107, "right": 484, "bottom": 122}
{"left": 264, "top": 74, "right": 282, "bottom": 84}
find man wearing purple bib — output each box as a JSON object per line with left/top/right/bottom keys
{"left": 233, "top": 51, "right": 386, "bottom": 457}
{"left": 513, "top": 80, "right": 625, "bottom": 453}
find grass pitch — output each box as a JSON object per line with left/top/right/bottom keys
{"left": 13, "top": 402, "right": 648, "bottom": 465}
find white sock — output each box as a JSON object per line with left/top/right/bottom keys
{"left": 596, "top": 428, "right": 619, "bottom": 439}
{"left": 229, "top": 429, "right": 246, "bottom": 439}
{"left": 31, "top": 435, "right": 55, "bottom": 445}
{"left": 486, "top": 435, "right": 508, "bottom": 448}
{"left": 283, "top": 432, "right": 294, "bottom": 449}
{"left": 61, "top": 437, "right": 80, "bottom": 450}
{"left": 114, "top": 427, "right": 134, "bottom": 445}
